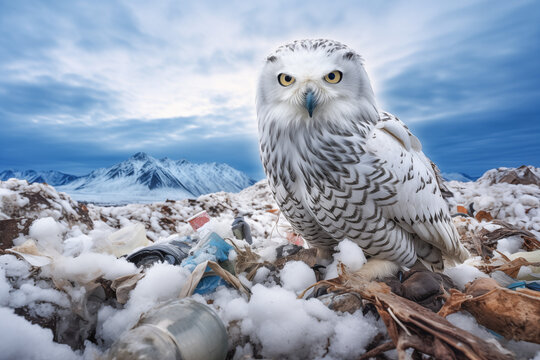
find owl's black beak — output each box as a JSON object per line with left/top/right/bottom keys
{"left": 304, "top": 89, "right": 317, "bottom": 118}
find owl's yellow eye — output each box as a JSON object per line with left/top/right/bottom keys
{"left": 324, "top": 71, "right": 342, "bottom": 84}
{"left": 278, "top": 73, "right": 295, "bottom": 87}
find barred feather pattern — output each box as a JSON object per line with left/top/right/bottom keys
{"left": 259, "top": 109, "right": 469, "bottom": 270}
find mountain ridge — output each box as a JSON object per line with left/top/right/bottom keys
{"left": 0, "top": 153, "right": 256, "bottom": 203}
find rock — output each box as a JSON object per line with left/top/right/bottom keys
{"left": 0, "top": 218, "right": 33, "bottom": 250}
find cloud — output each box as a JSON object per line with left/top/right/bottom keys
{"left": 410, "top": 108, "right": 540, "bottom": 176}
{"left": 376, "top": 1, "right": 540, "bottom": 122}
{"left": 0, "top": 0, "right": 539, "bottom": 178}
{"left": 0, "top": 77, "right": 117, "bottom": 124}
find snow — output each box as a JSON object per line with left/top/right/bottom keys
{"left": 56, "top": 152, "right": 255, "bottom": 204}
{"left": 50, "top": 253, "right": 138, "bottom": 283}
{"left": 29, "top": 217, "right": 64, "bottom": 253}
{"left": 2, "top": 153, "right": 256, "bottom": 204}
{"left": 0, "top": 267, "right": 10, "bottom": 306}
{"left": 335, "top": 239, "right": 367, "bottom": 271}
{"left": 497, "top": 235, "right": 524, "bottom": 255}
{"left": 0, "top": 307, "right": 79, "bottom": 360}
{"left": 280, "top": 261, "right": 316, "bottom": 294}
{"left": 444, "top": 262, "right": 490, "bottom": 289}
{"left": 98, "top": 262, "right": 191, "bottom": 345}
{"left": 0, "top": 166, "right": 539, "bottom": 359}
{"left": 232, "top": 284, "right": 379, "bottom": 359}
{"left": 325, "top": 239, "right": 367, "bottom": 279}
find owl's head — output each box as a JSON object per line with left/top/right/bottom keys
{"left": 256, "top": 39, "right": 377, "bottom": 125}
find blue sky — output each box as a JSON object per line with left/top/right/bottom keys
{"left": 0, "top": 0, "right": 539, "bottom": 179}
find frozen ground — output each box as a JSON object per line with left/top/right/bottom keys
{"left": 0, "top": 166, "right": 539, "bottom": 359}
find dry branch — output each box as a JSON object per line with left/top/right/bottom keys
{"left": 315, "top": 264, "right": 514, "bottom": 360}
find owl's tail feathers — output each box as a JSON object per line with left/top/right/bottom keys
{"left": 414, "top": 239, "right": 445, "bottom": 271}
{"left": 445, "top": 244, "right": 471, "bottom": 267}
{"left": 413, "top": 235, "right": 470, "bottom": 272}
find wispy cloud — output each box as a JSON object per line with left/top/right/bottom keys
{"left": 0, "top": 0, "right": 539, "bottom": 178}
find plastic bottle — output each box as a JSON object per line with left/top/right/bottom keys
{"left": 107, "top": 298, "right": 228, "bottom": 360}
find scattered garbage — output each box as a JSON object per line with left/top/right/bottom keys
{"left": 286, "top": 231, "right": 305, "bottom": 246}
{"left": 187, "top": 210, "right": 212, "bottom": 231}
{"left": 107, "top": 298, "right": 228, "bottom": 360}
{"left": 179, "top": 260, "right": 250, "bottom": 298}
{"left": 126, "top": 238, "right": 191, "bottom": 267}
{"left": 2, "top": 172, "right": 540, "bottom": 359}
{"left": 6, "top": 239, "right": 53, "bottom": 267}
{"left": 472, "top": 249, "right": 540, "bottom": 280}
{"left": 231, "top": 215, "right": 253, "bottom": 244}
{"left": 124, "top": 210, "right": 244, "bottom": 295}
{"left": 54, "top": 281, "right": 108, "bottom": 350}
{"left": 111, "top": 273, "right": 146, "bottom": 304}
{"left": 181, "top": 212, "right": 235, "bottom": 295}
{"left": 102, "top": 223, "right": 150, "bottom": 257}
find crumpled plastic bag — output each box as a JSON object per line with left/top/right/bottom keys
{"left": 126, "top": 238, "right": 191, "bottom": 267}
{"left": 180, "top": 232, "right": 234, "bottom": 294}
{"left": 101, "top": 223, "right": 150, "bottom": 257}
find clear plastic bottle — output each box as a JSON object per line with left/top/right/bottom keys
{"left": 107, "top": 298, "right": 228, "bottom": 360}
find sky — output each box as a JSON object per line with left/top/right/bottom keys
{"left": 0, "top": 0, "right": 539, "bottom": 180}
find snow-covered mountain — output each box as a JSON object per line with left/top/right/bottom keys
{"left": 0, "top": 169, "right": 79, "bottom": 186}
{"left": 1, "top": 153, "right": 256, "bottom": 204}
{"left": 441, "top": 172, "right": 478, "bottom": 182}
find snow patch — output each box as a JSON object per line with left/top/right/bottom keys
{"left": 280, "top": 261, "right": 316, "bottom": 294}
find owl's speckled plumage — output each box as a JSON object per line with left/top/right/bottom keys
{"left": 257, "top": 39, "right": 469, "bottom": 271}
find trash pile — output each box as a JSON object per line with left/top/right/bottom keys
{"left": 0, "top": 166, "right": 539, "bottom": 359}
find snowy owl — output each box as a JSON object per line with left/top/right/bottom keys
{"left": 257, "top": 39, "right": 469, "bottom": 278}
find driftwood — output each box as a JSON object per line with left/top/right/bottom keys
{"left": 302, "top": 264, "right": 514, "bottom": 360}
{"left": 358, "top": 340, "right": 395, "bottom": 359}
{"left": 476, "top": 256, "right": 538, "bottom": 278}
{"left": 439, "top": 278, "right": 540, "bottom": 344}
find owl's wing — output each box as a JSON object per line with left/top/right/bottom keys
{"left": 366, "top": 112, "right": 469, "bottom": 263}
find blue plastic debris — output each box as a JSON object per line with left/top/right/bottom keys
{"left": 181, "top": 232, "right": 234, "bottom": 294}
{"left": 525, "top": 281, "right": 540, "bottom": 291}
{"left": 507, "top": 281, "right": 527, "bottom": 290}
{"left": 506, "top": 280, "right": 540, "bottom": 292}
